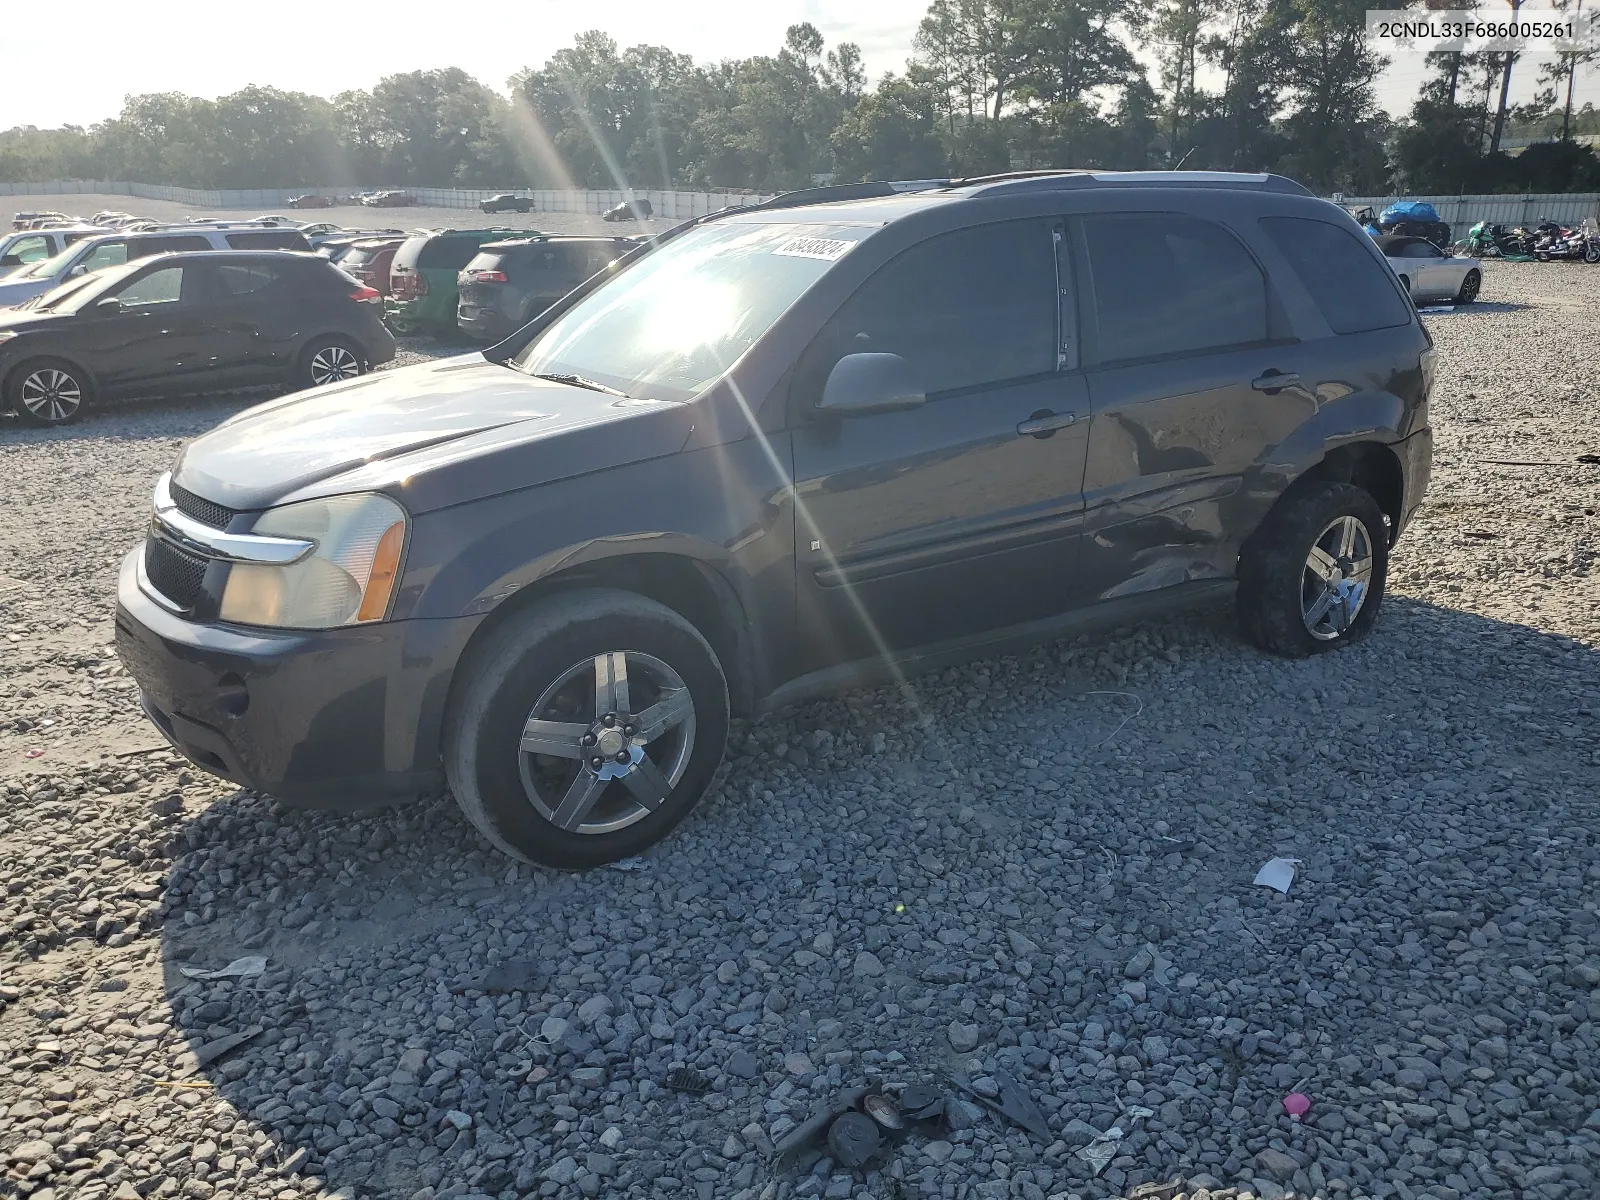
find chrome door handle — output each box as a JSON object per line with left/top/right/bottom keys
{"left": 1016, "top": 410, "right": 1077, "bottom": 438}
{"left": 1251, "top": 371, "right": 1300, "bottom": 393}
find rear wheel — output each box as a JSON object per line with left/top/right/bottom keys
{"left": 1454, "top": 269, "right": 1481, "bottom": 304}
{"left": 7, "top": 358, "right": 89, "bottom": 426}
{"left": 445, "top": 588, "right": 730, "bottom": 869}
{"left": 1237, "top": 481, "right": 1388, "bottom": 658}
{"left": 299, "top": 337, "right": 365, "bottom": 389}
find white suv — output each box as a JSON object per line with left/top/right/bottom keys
{"left": 0, "top": 225, "right": 312, "bottom": 308}
{"left": 0, "top": 227, "right": 104, "bottom": 278}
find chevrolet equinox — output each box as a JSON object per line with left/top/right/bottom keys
{"left": 115, "top": 171, "right": 1435, "bottom": 868}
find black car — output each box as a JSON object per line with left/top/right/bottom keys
{"left": 480, "top": 194, "right": 535, "bottom": 214}
{"left": 0, "top": 251, "right": 396, "bottom": 425}
{"left": 116, "top": 171, "right": 1434, "bottom": 869}
{"left": 601, "top": 197, "right": 652, "bottom": 221}
{"left": 457, "top": 236, "right": 636, "bottom": 341}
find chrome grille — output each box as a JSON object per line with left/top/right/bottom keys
{"left": 169, "top": 481, "right": 234, "bottom": 530}
{"left": 144, "top": 538, "right": 209, "bottom": 611}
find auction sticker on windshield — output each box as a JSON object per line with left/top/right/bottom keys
{"left": 774, "top": 236, "right": 855, "bottom": 261}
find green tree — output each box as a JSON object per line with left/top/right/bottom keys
{"left": 831, "top": 76, "right": 949, "bottom": 180}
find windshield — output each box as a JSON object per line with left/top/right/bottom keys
{"left": 28, "top": 259, "right": 146, "bottom": 313}
{"left": 512, "top": 220, "right": 872, "bottom": 402}
{"left": 18, "top": 243, "right": 83, "bottom": 279}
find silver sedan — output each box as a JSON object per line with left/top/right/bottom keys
{"left": 1378, "top": 234, "right": 1481, "bottom": 305}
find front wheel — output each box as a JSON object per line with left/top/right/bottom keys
{"left": 1586, "top": 244, "right": 1600, "bottom": 264}
{"left": 1237, "top": 481, "right": 1389, "bottom": 658}
{"left": 7, "top": 358, "right": 89, "bottom": 426}
{"left": 1455, "top": 269, "right": 1481, "bottom": 304}
{"left": 299, "top": 338, "right": 365, "bottom": 389}
{"left": 445, "top": 588, "right": 730, "bottom": 869}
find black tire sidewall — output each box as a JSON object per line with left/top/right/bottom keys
{"left": 1238, "top": 482, "right": 1389, "bottom": 658}
{"left": 450, "top": 596, "right": 729, "bottom": 869}
{"left": 7, "top": 357, "right": 89, "bottom": 426}
{"left": 1457, "top": 270, "right": 1480, "bottom": 303}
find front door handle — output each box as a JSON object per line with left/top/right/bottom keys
{"left": 1016, "top": 409, "right": 1078, "bottom": 438}
{"left": 1251, "top": 370, "right": 1301, "bottom": 393}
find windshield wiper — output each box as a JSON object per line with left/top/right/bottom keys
{"left": 529, "top": 371, "right": 632, "bottom": 399}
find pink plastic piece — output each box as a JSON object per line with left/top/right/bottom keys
{"left": 1282, "top": 1092, "right": 1311, "bottom": 1120}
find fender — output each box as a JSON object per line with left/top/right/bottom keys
{"left": 1231, "top": 387, "right": 1408, "bottom": 538}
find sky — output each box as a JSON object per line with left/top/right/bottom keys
{"left": 1, "top": 0, "right": 1595, "bottom": 131}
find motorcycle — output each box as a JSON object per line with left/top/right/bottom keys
{"left": 1465, "top": 221, "right": 1534, "bottom": 258}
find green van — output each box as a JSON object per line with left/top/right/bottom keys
{"left": 385, "top": 228, "right": 537, "bottom": 334}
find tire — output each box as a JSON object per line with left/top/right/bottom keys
{"left": 1454, "top": 268, "right": 1481, "bottom": 304}
{"left": 299, "top": 337, "right": 366, "bottom": 389}
{"left": 1237, "top": 481, "right": 1389, "bottom": 658}
{"left": 6, "top": 357, "right": 90, "bottom": 426}
{"left": 444, "top": 588, "right": 730, "bottom": 869}
{"left": 1586, "top": 244, "right": 1600, "bottom": 264}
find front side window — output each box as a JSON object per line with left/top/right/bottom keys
{"left": 829, "top": 220, "right": 1059, "bottom": 395}
{"left": 113, "top": 266, "right": 185, "bottom": 307}
{"left": 1083, "top": 213, "right": 1269, "bottom": 363}
{"left": 4, "top": 236, "right": 50, "bottom": 265}
{"left": 79, "top": 241, "right": 130, "bottom": 273}
{"left": 513, "top": 220, "right": 873, "bottom": 402}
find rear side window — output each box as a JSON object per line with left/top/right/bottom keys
{"left": 464, "top": 250, "right": 513, "bottom": 274}
{"left": 831, "top": 220, "right": 1058, "bottom": 395}
{"left": 131, "top": 235, "right": 211, "bottom": 258}
{"left": 1260, "top": 216, "right": 1411, "bottom": 335}
{"left": 225, "top": 230, "right": 305, "bottom": 250}
{"left": 214, "top": 262, "right": 283, "bottom": 296}
{"left": 416, "top": 237, "right": 482, "bottom": 270}
{"left": 1082, "top": 214, "right": 1268, "bottom": 363}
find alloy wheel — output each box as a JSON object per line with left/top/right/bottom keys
{"left": 1300, "top": 515, "right": 1374, "bottom": 641}
{"left": 309, "top": 344, "right": 361, "bottom": 385}
{"left": 19, "top": 368, "right": 82, "bottom": 423}
{"left": 1459, "top": 271, "right": 1480, "bottom": 302}
{"left": 517, "top": 651, "right": 696, "bottom": 835}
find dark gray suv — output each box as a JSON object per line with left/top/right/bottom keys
{"left": 115, "top": 171, "right": 1434, "bottom": 869}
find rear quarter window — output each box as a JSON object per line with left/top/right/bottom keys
{"left": 226, "top": 230, "right": 308, "bottom": 250}
{"left": 1260, "top": 216, "right": 1412, "bottom": 335}
{"left": 416, "top": 237, "right": 483, "bottom": 270}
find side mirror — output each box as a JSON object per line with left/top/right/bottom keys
{"left": 88, "top": 296, "right": 122, "bottom": 315}
{"left": 815, "top": 352, "right": 925, "bottom": 418}
{"left": 0, "top": 255, "right": 20, "bottom": 267}
{"left": 68, "top": 264, "right": 87, "bottom": 278}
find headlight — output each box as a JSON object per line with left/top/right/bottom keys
{"left": 219, "top": 493, "right": 407, "bottom": 629}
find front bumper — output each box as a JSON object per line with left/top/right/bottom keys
{"left": 114, "top": 548, "right": 479, "bottom": 808}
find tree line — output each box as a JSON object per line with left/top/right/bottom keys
{"left": 2, "top": 3, "right": 1598, "bottom": 197}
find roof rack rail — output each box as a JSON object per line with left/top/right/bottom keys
{"left": 748, "top": 178, "right": 951, "bottom": 212}
{"left": 960, "top": 170, "right": 1311, "bottom": 196}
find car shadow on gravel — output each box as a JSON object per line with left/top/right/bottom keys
{"left": 148, "top": 594, "right": 1600, "bottom": 1200}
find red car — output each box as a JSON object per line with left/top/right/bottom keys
{"left": 287, "top": 195, "right": 337, "bottom": 210}
{"left": 338, "top": 236, "right": 407, "bottom": 296}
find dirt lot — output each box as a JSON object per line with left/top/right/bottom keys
{"left": 5, "top": 194, "right": 678, "bottom": 239}
{"left": 1, "top": 258, "right": 1599, "bottom": 1200}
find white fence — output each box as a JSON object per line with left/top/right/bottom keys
{"left": 1342, "top": 193, "right": 1600, "bottom": 228}
{"left": 0, "top": 180, "right": 779, "bottom": 219}
{"left": 4, "top": 180, "right": 1598, "bottom": 227}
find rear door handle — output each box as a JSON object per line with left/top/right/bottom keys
{"left": 1016, "top": 409, "right": 1078, "bottom": 438}
{"left": 1251, "top": 370, "right": 1300, "bottom": 393}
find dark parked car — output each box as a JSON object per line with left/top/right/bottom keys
{"left": 115, "top": 171, "right": 1433, "bottom": 869}
{"left": 481, "top": 194, "right": 535, "bottom": 214}
{"left": 386, "top": 228, "right": 537, "bottom": 333}
{"left": 601, "top": 197, "right": 653, "bottom": 221}
{"left": 287, "top": 195, "right": 337, "bottom": 210}
{"left": 457, "top": 235, "right": 635, "bottom": 341}
{"left": 338, "top": 236, "right": 407, "bottom": 296}
{"left": 363, "top": 191, "right": 417, "bottom": 208}
{"left": 1, "top": 251, "right": 395, "bottom": 425}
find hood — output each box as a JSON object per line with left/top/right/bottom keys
{"left": 0, "top": 306, "right": 71, "bottom": 333}
{"left": 173, "top": 354, "right": 698, "bottom": 513}
{"left": 0, "top": 276, "right": 51, "bottom": 308}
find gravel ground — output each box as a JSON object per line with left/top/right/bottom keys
{"left": 4, "top": 194, "right": 680, "bottom": 239}
{"left": 2, "top": 260, "right": 1600, "bottom": 1200}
